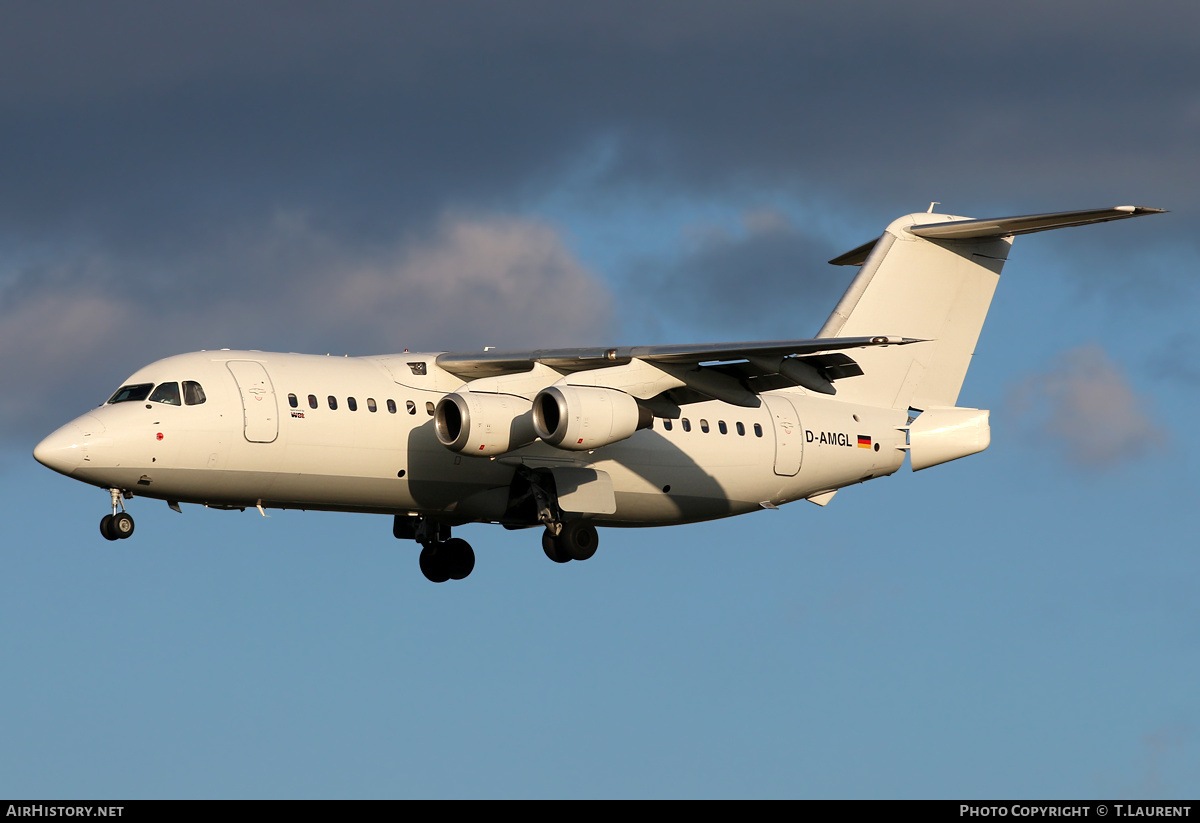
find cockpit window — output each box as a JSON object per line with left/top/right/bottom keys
{"left": 149, "top": 382, "right": 181, "bottom": 405}
{"left": 183, "top": 381, "right": 207, "bottom": 405}
{"left": 107, "top": 383, "right": 154, "bottom": 404}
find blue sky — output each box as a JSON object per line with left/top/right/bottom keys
{"left": 3, "top": 2, "right": 1199, "bottom": 798}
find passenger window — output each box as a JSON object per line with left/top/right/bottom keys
{"left": 183, "top": 381, "right": 207, "bottom": 405}
{"left": 309, "top": 394, "right": 318, "bottom": 410}
{"left": 328, "top": 396, "right": 338, "bottom": 410}
{"left": 700, "top": 419, "right": 710, "bottom": 433}
{"left": 107, "top": 383, "right": 154, "bottom": 404}
{"left": 288, "top": 393, "right": 298, "bottom": 409}
{"left": 663, "top": 419, "right": 673, "bottom": 431}
{"left": 736, "top": 422, "right": 745, "bottom": 436}
{"left": 367, "top": 398, "right": 377, "bottom": 413}
{"left": 425, "top": 401, "right": 435, "bottom": 416}
{"left": 754, "top": 423, "right": 763, "bottom": 437}
{"left": 149, "top": 382, "right": 181, "bottom": 405}
{"left": 387, "top": 399, "right": 397, "bottom": 414}
{"left": 406, "top": 400, "right": 416, "bottom": 415}
{"left": 347, "top": 397, "right": 358, "bottom": 412}
{"left": 718, "top": 421, "right": 728, "bottom": 434}
{"left": 682, "top": 418, "right": 691, "bottom": 432}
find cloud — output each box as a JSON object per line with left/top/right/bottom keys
{"left": 1007, "top": 344, "right": 1165, "bottom": 469}
{"left": 309, "top": 213, "right": 613, "bottom": 350}
{"left": 1, "top": 213, "right": 612, "bottom": 445}
{"left": 0, "top": 288, "right": 133, "bottom": 425}
{"left": 2, "top": 2, "right": 1199, "bottom": 245}
{"left": 3, "top": 2, "right": 1197, "bottom": 451}
{"left": 630, "top": 207, "right": 850, "bottom": 341}
{"left": 0, "top": 4, "right": 1193, "bottom": 350}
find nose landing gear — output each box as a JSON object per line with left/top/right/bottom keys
{"left": 100, "top": 488, "right": 135, "bottom": 541}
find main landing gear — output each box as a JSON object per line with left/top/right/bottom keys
{"left": 394, "top": 490, "right": 601, "bottom": 582}
{"left": 395, "top": 515, "right": 475, "bottom": 583}
{"left": 542, "top": 519, "right": 599, "bottom": 564}
{"left": 509, "top": 465, "right": 601, "bottom": 566}
{"left": 100, "top": 488, "right": 135, "bottom": 541}
{"left": 419, "top": 538, "right": 475, "bottom": 583}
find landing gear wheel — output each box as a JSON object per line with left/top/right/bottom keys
{"left": 101, "top": 489, "right": 134, "bottom": 541}
{"left": 419, "top": 544, "right": 451, "bottom": 583}
{"left": 542, "top": 530, "right": 571, "bottom": 563}
{"left": 110, "top": 512, "right": 135, "bottom": 539}
{"left": 444, "top": 538, "right": 475, "bottom": 581}
{"left": 559, "top": 520, "right": 598, "bottom": 561}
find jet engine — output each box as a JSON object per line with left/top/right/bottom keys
{"left": 532, "top": 386, "right": 652, "bottom": 451}
{"left": 434, "top": 392, "right": 537, "bottom": 457}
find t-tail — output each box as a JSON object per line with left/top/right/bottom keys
{"left": 819, "top": 205, "right": 1165, "bottom": 412}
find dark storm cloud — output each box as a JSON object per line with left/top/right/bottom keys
{"left": 3, "top": 0, "right": 1198, "bottom": 232}
{"left": 4, "top": 1, "right": 1198, "bottom": 445}
{"left": 635, "top": 208, "right": 850, "bottom": 341}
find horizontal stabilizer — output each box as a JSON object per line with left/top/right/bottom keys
{"left": 908, "top": 206, "right": 1166, "bottom": 240}
{"left": 828, "top": 238, "right": 880, "bottom": 267}
{"left": 830, "top": 206, "right": 1165, "bottom": 265}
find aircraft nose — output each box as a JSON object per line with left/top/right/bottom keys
{"left": 33, "top": 415, "right": 105, "bottom": 476}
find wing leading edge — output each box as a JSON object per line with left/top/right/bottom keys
{"left": 436, "top": 335, "right": 919, "bottom": 376}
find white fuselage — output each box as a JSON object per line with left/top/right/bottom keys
{"left": 35, "top": 350, "right": 908, "bottom": 528}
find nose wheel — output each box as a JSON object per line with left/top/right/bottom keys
{"left": 100, "top": 489, "right": 135, "bottom": 541}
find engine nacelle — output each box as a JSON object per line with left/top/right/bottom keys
{"left": 434, "top": 391, "right": 537, "bottom": 457}
{"left": 532, "top": 385, "right": 651, "bottom": 451}
{"left": 908, "top": 406, "right": 990, "bottom": 471}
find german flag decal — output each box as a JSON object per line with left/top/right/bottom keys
{"left": 857, "top": 435, "right": 872, "bottom": 449}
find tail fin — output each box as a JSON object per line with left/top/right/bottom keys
{"left": 818, "top": 206, "right": 1164, "bottom": 410}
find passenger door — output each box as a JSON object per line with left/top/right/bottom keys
{"left": 762, "top": 393, "right": 803, "bottom": 476}
{"left": 226, "top": 360, "right": 279, "bottom": 443}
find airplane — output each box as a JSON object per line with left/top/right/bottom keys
{"left": 33, "top": 205, "right": 1163, "bottom": 582}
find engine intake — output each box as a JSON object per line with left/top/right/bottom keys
{"left": 434, "top": 392, "right": 536, "bottom": 457}
{"left": 532, "top": 386, "right": 651, "bottom": 451}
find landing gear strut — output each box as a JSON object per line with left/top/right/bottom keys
{"left": 100, "top": 489, "right": 134, "bottom": 541}
{"left": 395, "top": 515, "right": 475, "bottom": 583}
